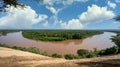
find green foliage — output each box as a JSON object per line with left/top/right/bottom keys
{"left": 86, "top": 52, "right": 97, "bottom": 58}
{"left": 22, "top": 30, "right": 103, "bottom": 41}
{"left": 77, "top": 49, "right": 89, "bottom": 56}
{"left": 98, "top": 46, "right": 119, "bottom": 55}
{"left": 51, "top": 53, "right": 62, "bottom": 58}
{"left": 0, "top": 30, "right": 19, "bottom": 36}
{"left": 3, "top": 0, "right": 22, "bottom": 7}
{"left": 41, "top": 52, "right": 49, "bottom": 56}
{"left": 0, "top": 44, "right": 40, "bottom": 54}
{"left": 27, "top": 47, "right": 40, "bottom": 54}
{"left": 64, "top": 54, "right": 77, "bottom": 60}
{"left": 111, "top": 35, "right": 120, "bottom": 47}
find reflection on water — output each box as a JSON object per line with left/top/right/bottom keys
{"left": 0, "top": 32, "right": 116, "bottom": 55}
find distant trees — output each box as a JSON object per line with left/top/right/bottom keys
{"left": 22, "top": 30, "right": 103, "bottom": 41}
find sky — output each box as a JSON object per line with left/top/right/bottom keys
{"left": 0, "top": 0, "right": 120, "bottom": 29}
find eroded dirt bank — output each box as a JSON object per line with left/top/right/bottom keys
{"left": 0, "top": 47, "right": 120, "bottom": 67}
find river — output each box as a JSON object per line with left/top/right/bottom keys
{"left": 0, "top": 31, "right": 116, "bottom": 55}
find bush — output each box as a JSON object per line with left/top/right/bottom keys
{"left": 51, "top": 53, "right": 62, "bottom": 58}
{"left": 27, "top": 47, "right": 40, "bottom": 54}
{"left": 118, "top": 47, "right": 120, "bottom": 53}
{"left": 86, "top": 52, "right": 97, "bottom": 58}
{"left": 111, "top": 35, "right": 120, "bottom": 47}
{"left": 98, "top": 46, "right": 119, "bottom": 55}
{"left": 41, "top": 52, "right": 49, "bottom": 56}
{"left": 64, "top": 54, "right": 76, "bottom": 60}
{"left": 77, "top": 49, "right": 89, "bottom": 56}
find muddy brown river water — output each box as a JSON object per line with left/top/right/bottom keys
{"left": 0, "top": 32, "right": 116, "bottom": 55}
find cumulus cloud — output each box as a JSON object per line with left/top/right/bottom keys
{"left": 79, "top": 4, "right": 115, "bottom": 24}
{"left": 60, "top": 19, "right": 83, "bottom": 29}
{"left": 63, "top": 0, "right": 88, "bottom": 5}
{"left": 43, "top": 21, "right": 49, "bottom": 27}
{"left": 115, "top": 0, "right": 120, "bottom": 3}
{"left": 60, "top": 4, "right": 115, "bottom": 29}
{"left": 43, "top": 0, "right": 88, "bottom": 5}
{"left": 107, "top": 1, "right": 116, "bottom": 9}
{"left": 0, "top": 6, "right": 48, "bottom": 29}
{"left": 46, "top": 6, "right": 57, "bottom": 14}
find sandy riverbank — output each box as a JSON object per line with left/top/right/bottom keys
{"left": 0, "top": 47, "right": 120, "bottom": 67}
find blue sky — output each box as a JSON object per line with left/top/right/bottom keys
{"left": 0, "top": 0, "right": 120, "bottom": 29}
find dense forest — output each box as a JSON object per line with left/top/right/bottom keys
{"left": 22, "top": 30, "right": 103, "bottom": 41}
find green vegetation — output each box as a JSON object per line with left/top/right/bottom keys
{"left": 0, "top": 44, "right": 40, "bottom": 54}
{"left": 51, "top": 53, "right": 62, "bottom": 58}
{"left": 0, "top": 43, "right": 120, "bottom": 60}
{"left": 0, "top": 30, "right": 19, "bottom": 36}
{"left": 77, "top": 49, "right": 89, "bottom": 56}
{"left": 64, "top": 54, "right": 77, "bottom": 60}
{"left": 111, "top": 34, "right": 120, "bottom": 47}
{"left": 22, "top": 30, "right": 103, "bottom": 41}
{"left": 1, "top": 32, "right": 120, "bottom": 60}
{"left": 41, "top": 52, "right": 49, "bottom": 56}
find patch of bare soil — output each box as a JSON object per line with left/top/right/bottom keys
{"left": 0, "top": 47, "right": 120, "bottom": 67}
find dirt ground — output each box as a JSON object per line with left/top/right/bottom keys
{"left": 0, "top": 47, "right": 120, "bottom": 67}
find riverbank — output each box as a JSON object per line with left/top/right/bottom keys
{"left": 0, "top": 31, "right": 116, "bottom": 55}
{"left": 22, "top": 30, "right": 103, "bottom": 41}
{"left": 0, "top": 47, "right": 120, "bottom": 67}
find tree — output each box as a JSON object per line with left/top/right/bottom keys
{"left": 0, "top": 0, "right": 41, "bottom": 12}
{"left": 77, "top": 49, "right": 89, "bottom": 56}
{"left": 0, "top": 0, "right": 23, "bottom": 12}
{"left": 111, "top": 36, "right": 120, "bottom": 48}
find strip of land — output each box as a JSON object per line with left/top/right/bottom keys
{"left": 0, "top": 47, "right": 120, "bottom": 67}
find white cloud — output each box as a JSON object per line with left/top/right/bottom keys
{"left": 60, "top": 19, "right": 83, "bottom": 29}
{"left": 43, "top": 0, "right": 88, "bottom": 5}
{"left": 79, "top": 4, "right": 115, "bottom": 24}
{"left": 115, "top": 0, "right": 120, "bottom": 3}
{"left": 63, "top": 0, "right": 88, "bottom": 5}
{"left": 46, "top": 6, "right": 57, "bottom": 14}
{"left": 60, "top": 4, "right": 115, "bottom": 29}
{"left": 43, "top": 21, "right": 49, "bottom": 27}
{"left": 0, "top": 6, "right": 48, "bottom": 29}
{"left": 107, "top": 1, "right": 116, "bottom": 9}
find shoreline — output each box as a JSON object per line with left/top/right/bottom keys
{"left": 0, "top": 47, "right": 120, "bottom": 67}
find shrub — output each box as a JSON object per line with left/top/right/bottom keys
{"left": 86, "top": 52, "right": 97, "bottom": 58}
{"left": 41, "top": 52, "right": 49, "bottom": 56}
{"left": 77, "top": 49, "right": 89, "bottom": 56}
{"left": 98, "top": 46, "right": 119, "bottom": 55}
{"left": 105, "top": 46, "right": 118, "bottom": 54}
{"left": 27, "top": 47, "right": 40, "bottom": 54}
{"left": 64, "top": 54, "right": 76, "bottom": 60}
{"left": 111, "top": 35, "right": 120, "bottom": 47}
{"left": 51, "top": 53, "right": 62, "bottom": 58}
{"left": 93, "top": 48, "right": 100, "bottom": 55}
{"left": 118, "top": 47, "right": 120, "bottom": 52}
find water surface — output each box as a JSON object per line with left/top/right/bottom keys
{"left": 0, "top": 32, "right": 116, "bottom": 55}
